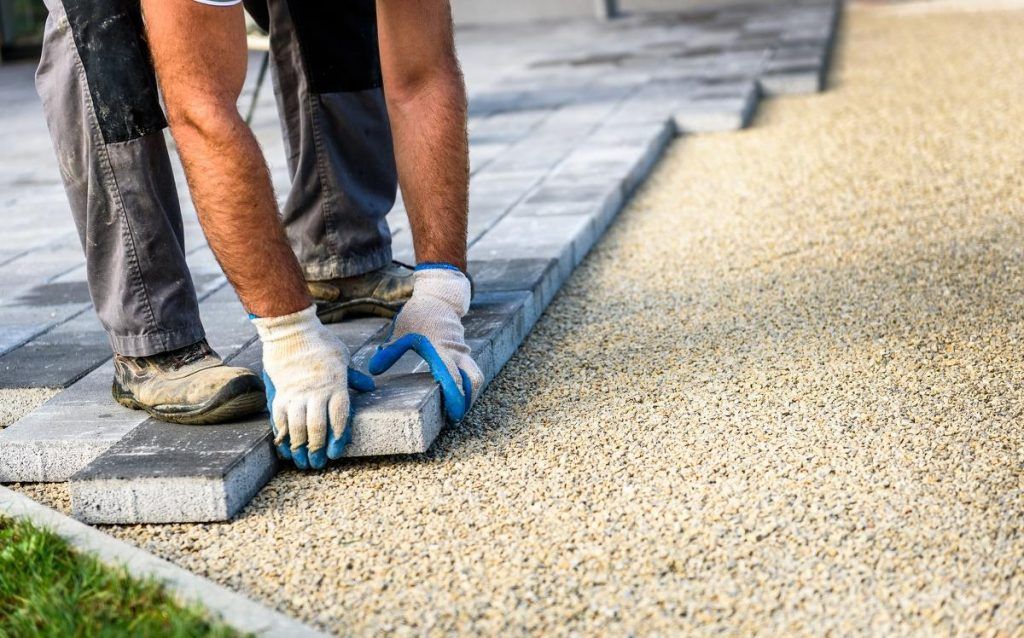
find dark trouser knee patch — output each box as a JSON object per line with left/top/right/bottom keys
{"left": 62, "top": 0, "right": 166, "bottom": 144}
{"left": 285, "top": 0, "right": 383, "bottom": 93}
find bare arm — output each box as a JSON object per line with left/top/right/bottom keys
{"left": 376, "top": 0, "right": 469, "bottom": 272}
{"left": 140, "top": 0, "right": 309, "bottom": 318}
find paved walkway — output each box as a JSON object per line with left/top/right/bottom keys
{"left": 9, "top": 1, "right": 1024, "bottom": 635}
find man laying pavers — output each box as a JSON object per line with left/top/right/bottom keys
{"left": 35, "top": 0, "right": 482, "bottom": 469}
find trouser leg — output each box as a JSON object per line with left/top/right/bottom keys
{"left": 248, "top": 0, "right": 399, "bottom": 281}
{"left": 34, "top": 0, "right": 204, "bottom": 357}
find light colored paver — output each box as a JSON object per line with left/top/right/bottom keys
{"left": 18, "top": 3, "right": 1021, "bottom": 634}
{"left": 0, "top": 486, "right": 324, "bottom": 637}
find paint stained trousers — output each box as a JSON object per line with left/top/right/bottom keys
{"left": 35, "top": 0, "right": 398, "bottom": 356}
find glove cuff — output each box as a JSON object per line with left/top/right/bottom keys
{"left": 412, "top": 267, "right": 472, "bottom": 316}
{"left": 251, "top": 304, "right": 322, "bottom": 343}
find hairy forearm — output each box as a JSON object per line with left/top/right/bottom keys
{"left": 386, "top": 69, "right": 470, "bottom": 271}
{"left": 377, "top": 0, "right": 469, "bottom": 272}
{"left": 143, "top": 0, "right": 310, "bottom": 320}
{"left": 174, "top": 120, "right": 310, "bottom": 317}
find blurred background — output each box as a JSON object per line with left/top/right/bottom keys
{"left": 0, "top": 0, "right": 826, "bottom": 62}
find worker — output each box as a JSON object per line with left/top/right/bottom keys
{"left": 34, "top": 0, "right": 482, "bottom": 469}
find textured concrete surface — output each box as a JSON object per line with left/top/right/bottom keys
{"left": 18, "top": 2, "right": 1024, "bottom": 634}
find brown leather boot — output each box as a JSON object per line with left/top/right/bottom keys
{"left": 307, "top": 261, "right": 415, "bottom": 323}
{"left": 112, "top": 340, "right": 264, "bottom": 425}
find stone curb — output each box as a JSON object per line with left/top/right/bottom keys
{"left": 0, "top": 486, "right": 326, "bottom": 638}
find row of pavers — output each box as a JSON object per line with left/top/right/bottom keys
{"left": 0, "top": 0, "right": 842, "bottom": 524}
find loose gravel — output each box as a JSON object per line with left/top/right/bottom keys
{"left": 16, "top": 3, "right": 1024, "bottom": 635}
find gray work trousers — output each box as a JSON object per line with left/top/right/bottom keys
{"left": 35, "top": 0, "right": 398, "bottom": 357}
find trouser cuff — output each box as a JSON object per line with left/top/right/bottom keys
{"left": 302, "top": 246, "right": 392, "bottom": 281}
{"left": 108, "top": 324, "right": 206, "bottom": 358}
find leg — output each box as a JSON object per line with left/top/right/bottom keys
{"left": 253, "top": 0, "right": 399, "bottom": 281}
{"left": 34, "top": 0, "right": 204, "bottom": 356}
{"left": 377, "top": 0, "right": 469, "bottom": 271}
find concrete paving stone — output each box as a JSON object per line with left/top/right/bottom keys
{"left": 467, "top": 90, "right": 526, "bottom": 117}
{"left": 468, "top": 108, "right": 552, "bottom": 144}
{"left": 0, "top": 340, "right": 109, "bottom": 389}
{"left": 468, "top": 214, "right": 596, "bottom": 285}
{"left": 0, "top": 361, "right": 136, "bottom": 483}
{"left": 70, "top": 416, "right": 279, "bottom": 524}
{"left": 7, "top": 280, "right": 91, "bottom": 306}
{"left": 759, "top": 68, "right": 825, "bottom": 95}
{"left": 0, "top": 309, "right": 109, "bottom": 389}
{"left": 482, "top": 136, "right": 583, "bottom": 174}
{"left": 770, "top": 44, "right": 828, "bottom": 64}
{"left": 0, "top": 245, "right": 87, "bottom": 294}
{"left": 536, "top": 101, "right": 624, "bottom": 132}
{"left": 586, "top": 121, "right": 672, "bottom": 146}
{"left": 465, "top": 290, "right": 532, "bottom": 371}
{"left": 469, "top": 142, "right": 511, "bottom": 174}
{"left": 673, "top": 80, "right": 761, "bottom": 133}
{"left": 195, "top": 289, "right": 258, "bottom": 357}
{"left": 385, "top": 205, "right": 410, "bottom": 236}
{"left": 523, "top": 180, "right": 623, "bottom": 209}
{"left": 0, "top": 324, "right": 41, "bottom": 357}
{"left": 345, "top": 373, "right": 443, "bottom": 458}
{"left": 508, "top": 200, "right": 597, "bottom": 218}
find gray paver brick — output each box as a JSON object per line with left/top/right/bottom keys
{"left": 673, "top": 79, "right": 761, "bottom": 133}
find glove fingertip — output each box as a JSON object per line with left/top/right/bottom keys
{"left": 308, "top": 447, "right": 327, "bottom": 470}
{"left": 460, "top": 368, "right": 474, "bottom": 408}
{"left": 326, "top": 405, "right": 354, "bottom": 459}
{"left": 291, "top": 445, "right": 311, "bottom": 470}
{"left": 276, "top": 442, "right": 293, "bottom": 460}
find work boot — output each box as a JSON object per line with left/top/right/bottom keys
{"left": 307, "top": 261, "right": 415, "bottom": 323}
{"left": 112, "top": 340, "right": 265, "bottom": 425}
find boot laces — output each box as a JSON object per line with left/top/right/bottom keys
{"left": 155, "top": 341, "right": 210, "bottom": 371}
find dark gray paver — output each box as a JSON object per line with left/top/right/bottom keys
{"left": 0, "top": 307, "right": 105, "bottom": 388}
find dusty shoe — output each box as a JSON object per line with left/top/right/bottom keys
{"left": 307, "top": 261, "right": 415, "bottom": 323}
{"left": 112, "top": 340, "right": 265, "bottom": 425}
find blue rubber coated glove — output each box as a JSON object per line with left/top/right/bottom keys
{"left": 252, "top": 305, "right": 375, "bottom": 470}
{"left": 368, "top": 264, "right": 484, "bottom": 421}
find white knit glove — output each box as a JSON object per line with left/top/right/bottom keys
{"left": 252, "top": 305, "right": 374, "bottom": 470}
{"left": 368, "top": 264, "right": 484, "bottom": 421}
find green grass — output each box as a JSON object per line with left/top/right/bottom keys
{"left": 0, "top": 516, "right": 241, "bottom": 638}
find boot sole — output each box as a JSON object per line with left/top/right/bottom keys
{"left": 315, "top": 298, "right": 405, "bottom": 324}
{"left": 112, "top": 377, "right": 266, "bottom": 426}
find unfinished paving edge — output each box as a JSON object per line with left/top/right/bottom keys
{"left": 0, "top": 486, "right": 326, "bottom": 637}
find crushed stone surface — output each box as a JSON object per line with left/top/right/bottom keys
{"left": 16, "top": 4, "right": 1024, "bottom": 635}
